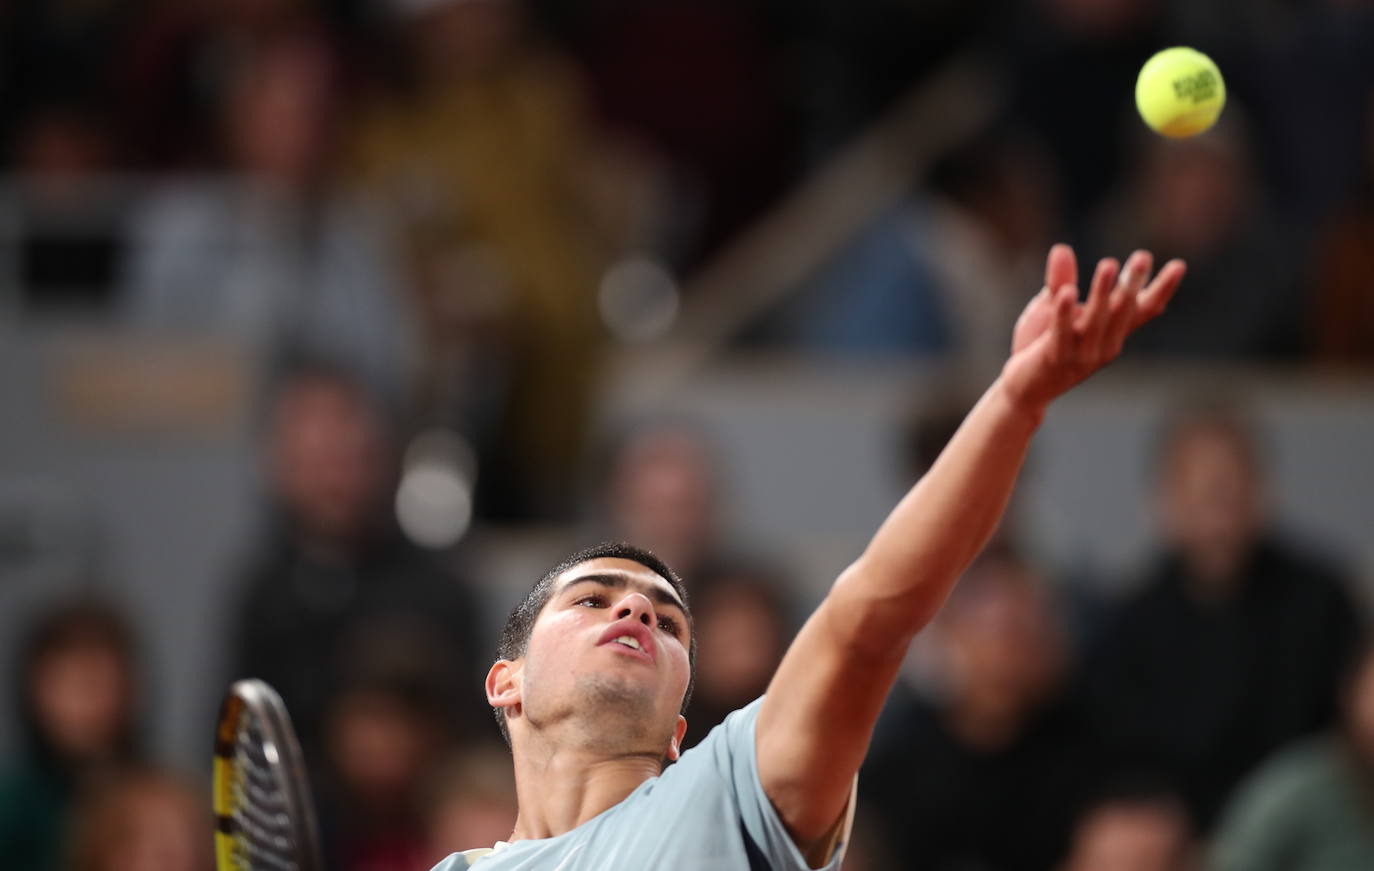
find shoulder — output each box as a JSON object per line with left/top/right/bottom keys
{"left": 1249, "top": 538, "right": 1362, "bottom": 633}
{"left": 682, "top": 697, "right": 765, "bottom": 766}
{"left": 1210, "top": 734, "right": 1355, "bottom": 871}
{"left": 445, "top": 702, "right": 848, "bottom": 870}
{"left": 1257, "top": 537, "right": 1352, "bottom": 592}
{"left": 591, "top": 699, "right": 766, "bottom": 826}
{"left": 1225, "top": 736, "right": 1346, "bottom": 822}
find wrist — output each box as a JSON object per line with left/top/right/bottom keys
{"left": 990, "top": 375, "right": 1049, "bottom": 430}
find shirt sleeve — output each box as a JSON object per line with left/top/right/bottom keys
{"left": 706, "top": 697, "right": 853, "bottom": 871}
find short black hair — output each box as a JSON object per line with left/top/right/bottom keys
{"left": 493, "top": 542, "right": 696, "bottom": 746}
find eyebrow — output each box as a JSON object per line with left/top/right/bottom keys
{"left": 561, "top": 573, "right": 687, "bottom": 615}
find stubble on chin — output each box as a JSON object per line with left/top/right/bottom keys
{"left": 580, "top": 674, "right": 658, "bottom": 741}
{"left": 523, "top": 672, "right": 668, "bottom": 754}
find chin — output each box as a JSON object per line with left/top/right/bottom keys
{"left": 583, "top": 673, "right": 654, "bottom": 710}
{"left": 578, "top": 676, "right": 671, "bottom": 740}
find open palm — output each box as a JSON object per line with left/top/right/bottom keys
{"left": 1003, "top": 244, "right": 1187, "bottom": 412}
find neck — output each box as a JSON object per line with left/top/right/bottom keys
{"left": 1180, "top": 545, "right": 1249, "bottom": 602}
{"left": 508, "top": 736, "right": 664, "bottom": 841}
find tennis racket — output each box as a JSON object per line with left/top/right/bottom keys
{"left": 213, "top": 678, "right": 323, "bottom": 871}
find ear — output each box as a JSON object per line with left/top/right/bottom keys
{"left": 666, "top": 715, "right": 688, "bottom": 761}
{"left": 486, "top": 659, "right": 522, "bottom": 712}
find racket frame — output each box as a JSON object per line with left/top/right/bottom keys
{"left": 213, "top": 678, "right": 323, "bottom": 871}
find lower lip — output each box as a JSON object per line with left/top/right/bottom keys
{"left": 601, "top": 641, "right": 653, "bottom": 663}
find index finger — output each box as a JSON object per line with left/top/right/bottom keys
{"left": 1133, "top": 259, "right": 1187, "bottom": 326}
{"left": 1043, "top": 243, "right": 1077, "bottom": 296}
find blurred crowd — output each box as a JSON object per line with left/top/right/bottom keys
{"left": 2, "top": 0, "right": 1374, "bottom": 869}
{"left": 5, "top": 374, "right": 1372, "bottom": 871}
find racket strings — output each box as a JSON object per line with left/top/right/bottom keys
{"left": 230, "top": 715, "right": 303, "bottom": 871}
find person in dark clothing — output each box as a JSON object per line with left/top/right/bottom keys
{"left": 229, "top": 365, "right": 487, "bottom": 764}
{"left": 319, "top": 677, "right": 452, "bottom": 871}
{"left": 1083, "top": 402, "right": 1364, "bottom": 832}
{"left": 233, "top": 524, "right": 485, "bottom": 754}
{"left": 861, "top": 549, "right": 1097, "bottom": 871}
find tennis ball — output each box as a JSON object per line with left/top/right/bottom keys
{"left": 1135, "top": 47, "right": 1226, "bottom": 138}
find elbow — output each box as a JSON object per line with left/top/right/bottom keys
{"left": 821, "top": 561, "right": 939, "bottom": 663}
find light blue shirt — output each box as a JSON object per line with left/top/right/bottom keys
{"left": 429, "top": 698, "right": 850, "bottom": 870}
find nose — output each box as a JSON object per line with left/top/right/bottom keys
{"left": 613, "top": 591, "right": 655, "bottom": 627}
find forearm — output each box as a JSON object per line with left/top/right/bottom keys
{"left": 758, "top": 374, "right": 1044, "bottom": 842}
{"left": 835, "top": 374, "right": 1043, "bottom": 643}
{"left": 758, "top": 247, "right": 1184, "bottom": 849}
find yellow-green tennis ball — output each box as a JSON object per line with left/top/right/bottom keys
{"left": 1135, "top": 47, "right": 1226, "bottom": 138}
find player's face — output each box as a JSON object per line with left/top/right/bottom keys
{"left": 515, "top": 558, "right": 691, "bottom": 757}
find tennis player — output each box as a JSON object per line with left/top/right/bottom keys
{"left": 431, "top": 245, "right": 1186, "bottom": 870}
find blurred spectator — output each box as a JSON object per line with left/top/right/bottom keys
{"left": 861, "top": 548, "right": 1095, "bottom": 871}
{"left": 67, "top": 766, "right": 211, "bottom": 871}
{"left": 1163, "top": 0, "right": 1374, "bottom": 223}
{"left": 229, "top": 364, "right": 487, "bottom": 766}
{"left": 788, "top": 0, "right": 990, "bottom": 165}
{"left": 114, "top": 0, "right": 337, "bottom": 170}
{"left": 349, "top": 0, "right": 618, "bottom": 520}
{"left": 122, "top": 38, "right": 415, "bottom": 404}
{"left": 1005, "top": 0, "right": 1165, "bottom": 217}
{"left": 1090, "top": 124, "right": 1305, "bottom": 358}
{"left": 1060, "top": 781, "right": 1198, "bottom": 871}
{"left": 322, "top": 678, "right": 450, "bottom": 871}
{"left": 681, "top": 563, "right": 793, "bottom": 749}
{"left": 423, "top": 744, "right": 518, "bottom": 862}
{"left": 0, "top": 0, "right": 135, "bottom": 161}
{"left": 0, "top": 601, "right": 142, "bottom": 871}
{"left": 750, "top": 129, "right": 1059, "bottom": 366}
{"left": 1208, "top": 639, "right": 1374, "bottom": 871}
{"left": 916, "top": 131, "right": 1061, "bottom": 368}
{"left": 574, "top": 0, "right": 787, "bottom": 264}
{"left": 1083, "top": 401, "right": 1364, "bottom": 830}
{"left": 592, "top": 420, "right": 726, "bottom": 583}
{"left": 1309, "top": 87, "right": 1374, "bottom": 365}
{"left": 8, "top": 105, "right": 125, "bottom": 313}
{"left": 742, "top": 202, "right": 950, "bottom": 355}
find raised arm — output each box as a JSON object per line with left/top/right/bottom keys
{"left": 755, "top": 245, "right": 1186, "bottom": 856}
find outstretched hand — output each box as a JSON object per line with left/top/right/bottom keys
{"left": 1002, "top": 243, "right": 1185, "bottom": 414}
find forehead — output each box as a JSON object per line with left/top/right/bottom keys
{"left": 552, "top": 557, "right": 683, "bottom": 607}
